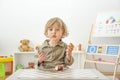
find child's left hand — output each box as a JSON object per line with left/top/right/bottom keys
{"left": 55, "top": 65, "right": 64, "bottom": 71}
{"left": 66, "top": 45, "right": 73, "bottom": 61}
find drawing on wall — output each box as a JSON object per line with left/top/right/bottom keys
{"left": 93, "top": 11, "right": 120, "bottom": 37}
{"left": 106, "top": 46, "right": 119, "bottom": 55}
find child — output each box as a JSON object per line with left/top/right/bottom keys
{"left": 37, "top": 17, "right": 74, "bottom": 71}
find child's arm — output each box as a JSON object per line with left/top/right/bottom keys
{"left": 66, "top": 46, "right": 72, "bottom": 61}
{"left": 66, "top": 43, "right": 74, "bottom": 62}
{"left": 65, "top": 45, "right": 74, "bottom": 65}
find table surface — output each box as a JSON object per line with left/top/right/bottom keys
{"left": 6, "top": 69, "right": 109, "bottom": 80}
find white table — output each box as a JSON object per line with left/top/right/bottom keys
{"left": 6, "top": 69, "right": 109, "bottom": 80}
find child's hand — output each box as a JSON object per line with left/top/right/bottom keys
{"left": 35, "top": 46, "right": 39, "bottom": 51}
{"left": 55, "top": 65, "right": 64, "bottom": 71}
{"left": 38, "top": 53, "right": 46, "bottom": 63}
{"left": 66, "top": 45, "right": 72, "bottom": 61}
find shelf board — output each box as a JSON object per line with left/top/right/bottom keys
{"left": 86, "top": 53, "right": 118, "bottom": 57}
{"left": 14, "top": 52, "right": 35, "bottom": 54}
{"left": 85, "top": 60, "right": 116, "bottom": 65}
{"left": 72, "top": 50, "right": 85, "bottom": 53}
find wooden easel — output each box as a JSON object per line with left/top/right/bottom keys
{"left": 83, "top": 25, "right": 120, "bottom": 80}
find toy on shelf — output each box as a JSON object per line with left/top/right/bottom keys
{"left": 94, "top": 58, "right": 103, "bottom": 61}
{"left": 16, "top": 64, "right": 23, "bottom": 71}
{"left": 78, "top": 43, "right": 82, "bottom": 51}
{"left": 26, "top": 62, "right": 35, "bottom": 69}
{"left": 0, "top": 56, "right": 4, "bottom": 58}
{"left": 93, "top": 57, "right": 115, "bottom": 63}
{"left": 98, "top": 58, "right": 102, "bottom": 61}
{"left": 18, "top": 39, "right": 34, "bottom": 52}
{"left": 0, "top": 63, "right": 5, "bottom": 79}
{"left": 0, "top": 56, "right": 13, "bottom": 62}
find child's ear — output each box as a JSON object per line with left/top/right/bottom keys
{"left": 45, "top": 33, "right": 49, "bottom": 38}
{"left": 62, "top": 32, "right": 65, "bottom": 38}
{"left": 44, "top": 32, "right": 48, "bottom": 37}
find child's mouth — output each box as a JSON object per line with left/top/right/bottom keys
{"left": 52, "top": 35, "right": 56, "bottom": 38}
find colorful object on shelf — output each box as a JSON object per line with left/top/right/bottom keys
{"left": 0, "top": 56, "right": 4, "bottom": 58}
{"left": 0, "top": 57, "right": 13, "bottom": 62}
{"left": 87, "top": 45, "right": 97, "bottom": 53}
{"left": 16, "top": 64, "right": 23, "bottom": 71}
{"left": 26, "top": 62, "right": 35, "bottom": 69}
{"left": 98, "top": 46, "right": 102, "bottom": 53}
{"left": 106, "top": 16, "right": 116, "bottom": 24}
{"left": 107, "top": 46, "right": 119, "bottom": 55}
{"left": 0, "top": 63, "right": 5, "bottom": 79}
{"left": 0, "top": 56, "right": 13, "bottom": 74}
{"left": 78, "top": 44, "right": 82, "bottom": 51}
{"left": 4, "top": 56, "right": 8, "bottom": 58}
{"left": 98, "top": 58, "right": 102, "bottom": 61}
{"left": 18, "top": 39, "right": 34, "bottom": 52}
{"left": 118, "top": 19, "right": 120, "bottom": 23}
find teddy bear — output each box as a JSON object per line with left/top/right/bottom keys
{"left": 26, "top": 62, "right": 35, "bottom": 69}
{"left": 18, "top": 39, "right": 33, "bottom": 52}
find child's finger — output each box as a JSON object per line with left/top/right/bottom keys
{"left": 38, "top": 52, "right": 44, "bottom": 55}
{"left": 67, "top": 47, "right": 72, "bottom": 53}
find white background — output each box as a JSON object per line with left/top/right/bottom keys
{"left": 0, "top": 0, "right": 120, "bottom": 55}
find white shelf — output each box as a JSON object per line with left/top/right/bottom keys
{"left": 13, "top": 51, "right": 85, "bottom": 72}
{"left": 13, "top": 52, "right": 36, "bottom": 72}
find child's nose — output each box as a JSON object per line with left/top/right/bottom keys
{"left": 52, "top": 30, "right": 56, "bottom": 34}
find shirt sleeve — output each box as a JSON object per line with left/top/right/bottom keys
{"left": 64, "top": 43, "right": 74, "bottom": 66}
{"left": 65, "top": 55, "right": 74, "bottom": 66}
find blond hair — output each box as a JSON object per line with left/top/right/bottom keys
{"left": 44, "top": 17, "right": 69, "bottom": 38}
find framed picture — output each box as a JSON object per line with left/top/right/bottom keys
{"left": 87, "top": 45, "right": 97, "bottom": 53}
{"left": 106, "top": 46, "right": 119, "bottom": 55}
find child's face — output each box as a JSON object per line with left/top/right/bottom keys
{"left": 47, "top": 22, "right": 63, "bottom": 41}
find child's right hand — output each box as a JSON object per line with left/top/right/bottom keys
{"left": 38, "top": 53, "right": 46, "bottom": 63}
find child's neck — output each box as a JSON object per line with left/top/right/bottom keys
{"left": 49, "top": 39, "right": 60, "bottom": 47}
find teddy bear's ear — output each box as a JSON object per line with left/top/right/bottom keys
{"left": 20, "top": 40, "right": 22, "bottom": 43}
{"left": 27, "top": 40, "right": 29, "bottom": 43}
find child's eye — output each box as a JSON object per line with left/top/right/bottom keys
{"left": 49, "top": 28, "right": 53, "bottom": 31}
{"left": 56, "top": 29, "right": 60, "bottom": 31}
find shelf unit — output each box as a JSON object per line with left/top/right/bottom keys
{"left": 13, "top": 51, "right": 85, "bottom": 72}
{"left": 84, "top": 11, "right": 120, "bottom": 80}
{"left": 13, "top": 52, "right": 35, "bottom": 72}
{"left": 84, "top": 44, "right": 120, "bottom": 80}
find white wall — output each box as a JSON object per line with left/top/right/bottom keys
{"left": 0, "top": 0, "right": 120, "bottom": 55}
